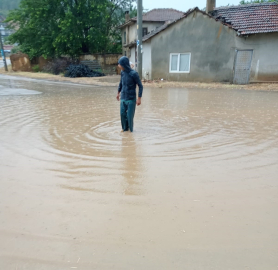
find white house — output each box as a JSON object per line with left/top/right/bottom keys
{"left": 119, "top": 9, "right": 185, "bottom": 80}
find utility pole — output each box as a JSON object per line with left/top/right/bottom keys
{"left": 137, "top": 0, "right": 143, "bottom": 78}
{"left": 0, "top": 31, "right": 8, "bottom": 72}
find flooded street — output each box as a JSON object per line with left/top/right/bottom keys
{"left": 0, "top": 76, "right": 278, "bottom": 270}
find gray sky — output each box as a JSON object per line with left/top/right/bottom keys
{"left": 143, "top": 0, "right": 241, "bottom": 11}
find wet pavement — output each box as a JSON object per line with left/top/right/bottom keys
{"left": 0, "top": 76, "right": 278, "bottom": 269}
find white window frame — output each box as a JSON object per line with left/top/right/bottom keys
{"left": 169, "top": 53, "right": 191, "bottom": 73}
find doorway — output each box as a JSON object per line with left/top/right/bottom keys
{"left": 233, "top": 50, "right": 253, "bottom": 84}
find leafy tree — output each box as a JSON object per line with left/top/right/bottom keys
{"left": 11, "top": 45, "right": 22, "bottom": 54}
{"left": 130, "top": 5, "right": 138, "bottom": 18}
{"left": 240, "top": 0, "right": 277, "bottom": 4}
{"left": 5, "top": 0, "right": 135, "bottom": 58}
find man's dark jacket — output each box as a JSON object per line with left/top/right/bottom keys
{"left": 118, "top": 56, "right": 143, "bottom": 100}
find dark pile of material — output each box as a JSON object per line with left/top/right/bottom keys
{"left": 64, "top": 64, "right": 105, "bottom": 78}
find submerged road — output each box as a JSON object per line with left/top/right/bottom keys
{"left": 0, "top": 76, "right": 278, "bottom": 269}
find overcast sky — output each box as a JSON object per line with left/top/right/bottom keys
{"left": 142, "top": 0, "right": 241, "bottom": 11}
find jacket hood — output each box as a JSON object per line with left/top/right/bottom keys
{"left": 118, "top": 56, "right": 133, "bottom": 74}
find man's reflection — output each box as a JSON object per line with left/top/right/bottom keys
{"left": 121, "top": 134, "right": 143, "bottom": 196}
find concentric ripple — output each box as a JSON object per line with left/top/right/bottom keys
{"left": 1, "top": 78, "right": 278, "bottom": 179}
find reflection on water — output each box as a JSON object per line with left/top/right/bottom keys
{"left": 0, "top": 77, "right": 278, "bottom": 270}
{"left": 1, "top": 77, "right": 278, "bottom": 194}
{"left": 120, "top": 134, "right": 143, "bottom": 196}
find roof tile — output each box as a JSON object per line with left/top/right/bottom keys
{"left": 212, "top": 3, "right": 278, "bottom": 35}
{"left": 138, "top": 8, "right": 184, "bottom": 22}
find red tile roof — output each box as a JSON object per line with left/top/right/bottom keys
{"left": 133, "top": 8, "right": 185, "bottom": 22}
{"left": 212, "top": 3, "right": 278, "bottom": 35}
{"left": 119, "top": 8, "right": 184, "bottom": 29}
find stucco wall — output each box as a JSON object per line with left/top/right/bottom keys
{"left": 80, "top": 54, "right": 121, "bottom": 65}
{"left": 122, "top": 21, "right": 164, "bottom": 56}
{"left": 130, "top": 47, "right": 136, "bottom": 65}
{"left": 142, "top": 40, "right": 152, "bottom": 80}
{"left": 151, "top": 11, "right": 236, "bottom": 82}
{"left": 150, "top": 11, "right": 278, "bottom": 83}
{"left": 126, "top": 22, "right": 164, "bottom": 43}
{"left": 128, "top": 41, "right": 152, "bottom": 80}
{"left": 235, "top": 33, "right": 278, "bottom": 82}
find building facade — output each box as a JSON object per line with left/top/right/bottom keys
{"left": 123, "top": 3, "right": 278, "bottom": 84}
{"left": 119, "top": 9, "right": 184, "bottom": 66}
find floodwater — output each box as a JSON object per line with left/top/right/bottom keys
{"left": 0, "top": 76, "right": 278, "bottom": 270}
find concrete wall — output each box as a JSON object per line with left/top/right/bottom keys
{"left": 130, "top": 47, "right": 136, "bottom": 65}
{"left": 122, "top": 21, "right": 164, "bottom": 57}
{"left": 235, "top": 33, "right": 278, "bottom": 82}
{"left": 80, "top": 54, "right": 121, "bottom": 66}
{"left": 10, "top": 54, "right": 121, "bottom": 74}
{"left": 151, "top": 11, "right": 236, "bottom": 82}
{"left": 127, "top": 42, "right": 152, "bottom": 80}
{"left": 126, "top": 22, "right": 164, "bottom": 44}
{"left": 11, "top": 54, "right": 52, "bottom": 72}
{"left": 142, "top": 40, "right": 152, "bottom": 80}
{"left": 80, "top": 54, "right": 121, "bottom": 75}
{"left": 150, "top": 11, "right": 278, "bottom": 83}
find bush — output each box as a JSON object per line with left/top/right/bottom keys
{"left": 64, "top": 64, "right": 105, "bottom": 78}
{"left": 11, "top": 46, "right": 22, "bottom": 54}
{"left": 32, "top": 65, "right": 40, "bottom": 72}
{"left": 43, "top": 58, "right": 79, "bottom": 75}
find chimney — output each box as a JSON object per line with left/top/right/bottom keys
{"left": 206, "top": 0, "right": 216, "bottom": 13}
{"left": 125, "top": 11, "right": 130, "bottom": 22}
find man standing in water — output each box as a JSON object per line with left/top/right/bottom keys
{"left": 117, "top": 56, "right": 143, "bottom": 132}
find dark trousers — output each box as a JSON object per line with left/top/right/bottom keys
{"left": 120, "top": 99, "right": 136, "bottom": 132}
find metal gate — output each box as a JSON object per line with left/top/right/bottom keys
{"left": 233, "top": 50, "right": 253, "bottom": 85}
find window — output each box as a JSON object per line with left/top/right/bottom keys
{"left": 143, "top": 27, "right": 148, "bottom": 37}
{"left": 124, "top": 31, "right": 126, "bottom": 44}
{"left": 169, "top": 53, "right": 191, "bottom": 73}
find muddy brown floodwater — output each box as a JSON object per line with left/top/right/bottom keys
{"left": 0, "top": 76, "right": 278, "bottom": 270}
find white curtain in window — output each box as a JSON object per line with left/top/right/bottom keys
{"left": 179, "top": 54, "right": 190, "bottom": 72}
{"left": 171, "top": 55, "right": 178, "bottom": 71}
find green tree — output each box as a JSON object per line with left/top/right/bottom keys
{"left": 240, "top": 0, "right": 277, "bottom": 4}
{"left": 5, "top": 0, "right": 135, "bottom": 58}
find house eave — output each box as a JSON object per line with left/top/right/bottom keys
{"left": 118, "top": 20, "right": 135, "bottom": 29}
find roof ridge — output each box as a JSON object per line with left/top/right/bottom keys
{"left": 215, "top": 2, "right": 278, "bottom": 10}
{"left": 147, "top": 8, "right": 185, "bottom": 13}
{"left": 129, "top": 7, "right": 186, "bottom": 22}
